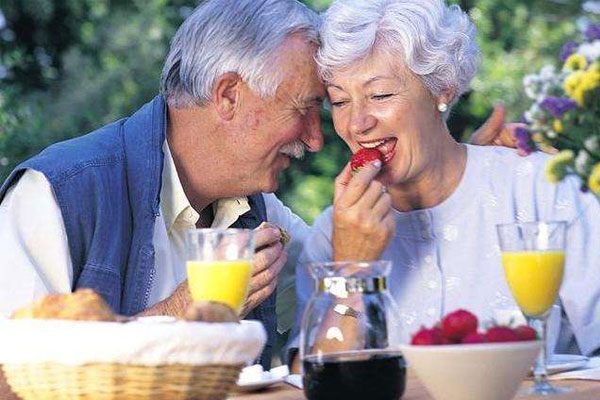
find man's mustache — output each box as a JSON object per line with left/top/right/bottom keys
{"left": 279, "top": 140, "right": 305, "bottom": 159}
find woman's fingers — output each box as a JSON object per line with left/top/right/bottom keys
{"left": 371, "top": 191, "right": 393, "bottom": 221}
{"left": 335, "top": 160, "right": 382, "bottom": 208}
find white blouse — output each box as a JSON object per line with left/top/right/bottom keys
{"left": 291, "top": 145, "right": 600, "bottom": 356}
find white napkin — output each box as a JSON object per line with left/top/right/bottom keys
{"left": 237, "top": 364, "right": 289, "bottom": 385}
{"left": 549, "top": 357, "right": 600, "bottom": 380}
{"left": 284, "top": 374, "right": 303, "bottom": 389}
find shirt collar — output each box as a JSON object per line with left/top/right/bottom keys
{"left": 160, "top": 141, "right": 250, "bottom": 232}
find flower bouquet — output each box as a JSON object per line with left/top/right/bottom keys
{"left": 520, "top": 6, "right": 600, "bottom": 197}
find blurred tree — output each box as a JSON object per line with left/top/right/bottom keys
{"left": 0, "top": 0, "right": 588, "bottom": 223}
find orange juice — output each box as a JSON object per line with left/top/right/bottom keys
{"left": 502, "top": 251, "right": 565, "bottom": 317}
{"left": 186, "top": 260, "right": 252, "bottom": 312}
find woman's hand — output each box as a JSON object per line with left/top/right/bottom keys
{"left": 332, "top": 159, "right": 396, "bottom": 261}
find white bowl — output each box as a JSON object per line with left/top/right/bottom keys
{"left": 401, "top": 341, "right": 541, "bottom": 400}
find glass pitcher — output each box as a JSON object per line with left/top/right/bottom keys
{"left": 300, "top": 261, "right": 406, "bottom": 400}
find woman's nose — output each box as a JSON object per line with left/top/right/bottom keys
{"left": 348, "top": 103, "right": 376, "bottom": 136}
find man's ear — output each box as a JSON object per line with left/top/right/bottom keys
{"left": 212, "top": 72, "right": 243, "bottom": 121}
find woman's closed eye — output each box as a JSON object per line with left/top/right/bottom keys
{"left": 372, "top": 93, "right": 394, "bottom": 101}
{"left": 330, "top": 100, "right": 348, "bottom": 108}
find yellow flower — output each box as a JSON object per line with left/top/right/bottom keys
{"left": 580, "top": 66, "right": 600, "bottom": 92}
{"left": 589, "top": 164, "right": 600, "bottom": 196}
{"left": 564, "top": 65, "right": 600, "bottom": 105}
{"left": 553, "top": 119, "right": 563, "bottom": 134}
{"left": 564, "top": 54, "right": 588, "bottom": 71}
{"left": 564, "top": 71, "right": 585, "bottom": 104}
{"left": 545, "top": 150, "right": 574, "bottom": 184}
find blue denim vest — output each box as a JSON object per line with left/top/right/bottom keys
{"left": 0, "top": 95, "right": 277, "bottom": 368}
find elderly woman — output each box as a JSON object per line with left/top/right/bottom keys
{"left": 289, "top": 0, "right": 600, "bottom": 362}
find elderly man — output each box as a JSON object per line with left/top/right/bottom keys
{"left": 0, "top": 0, "right": 324, "bottom": 370}
{"left": 0, "top": 0, "right": 510, "bottom": 379}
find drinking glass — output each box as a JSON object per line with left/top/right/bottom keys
{"left": 300, "top": 261, "right": 406, "bottom": 400}
{"left": 496, "top": 221, "right": 569, "bottom": 395}
{"left": 185, "top": 229, "right": 254, "bottom": 313}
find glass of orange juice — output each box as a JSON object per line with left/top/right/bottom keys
{"left": 496, "top": 221, "right": 568, "bottom": 396}
{"left": 185, "top": 229, "right": 254, "bottom": 313}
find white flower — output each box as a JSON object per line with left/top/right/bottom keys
{"left": 575, "top": 150, "right": 593, "bottom": 175}
{"left": 585, "top": 136, "right": 600, "bottom": 152}
{"left": 524, "top": 103, "right": 543, "bottom": 123}
{"left": 547, "top": 130, "right": 558, "bottom": 139}
{"left": 577, "top": 16, "right": 591, "bottom": 33}
{"left": 583, "top": 1, "right": 600, "bottom": 14}
{"left": 0, "top": 158, "right": 8, "bottom": 167}
{"left": 523, "top": 74, "right": 540, "bottom": 99}
{"left": 540, "top": 65, "right": 556, "bottom": 81}
{"left": 577, "top": 41, "right": 600, "bottom": 61}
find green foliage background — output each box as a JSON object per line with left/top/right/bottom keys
{"left": 0, "top": 0, "right": 585, "bottom": 223}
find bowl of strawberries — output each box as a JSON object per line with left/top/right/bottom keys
{"left": 400, "top": 309, "right": 540, "bottom": 400}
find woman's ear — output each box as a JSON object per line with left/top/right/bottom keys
{"left": 211, "top": 72, "right": 243, "bottom": 121}
{"left": 437, "top": 88, "right": 457, "bottom": 108}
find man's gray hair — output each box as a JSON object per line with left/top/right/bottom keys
{"left": 161, "top": 0, "right": 320, "bottom": 108}
{"left": 317, "top": 0, "right": 479, "bottom": 104}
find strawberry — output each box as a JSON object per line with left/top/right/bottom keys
{"left": 441, "top": 309, "right": 478, "bottom": 342}
{"left": 433, "top": 326, "right": 458, "bottom": 344}
{"left": 484, "top": 326, "right": 520, "bottom": 343}
{"left": 350, "top": 148, "right": 384, "bottom": 173}
{"left": 411, "top": 326, "right": 443, "bottom": 345}
{"left": 513, "top": 325, "right": 537, "bottom": 341}
{"left": 461, "top": 332, "right": 487, "bottom": 344}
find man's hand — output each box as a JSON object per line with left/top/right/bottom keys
{"left": 468, "top": 102, "right": 536, "bottom": 156}
{"left": 137, "top": 279, "right": 192, "bottom": 318}
{"left": 332, "top": 160, "right": 395, "bottom": 261}
{"left": 239, "top": 226, "right": 287, "bottom": 318}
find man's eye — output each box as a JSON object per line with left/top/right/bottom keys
{"left": 373, "top": 94, "right": 393, "bottom": 100}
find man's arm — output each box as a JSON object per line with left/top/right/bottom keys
{"left": 0, "top": 169, "right": 73, "bottom": 317}
{"left": 0, "top": 170, "right": 74, "bottom": 398}
{"left": 135, "top": 279, "right": 192, "bottom": 318}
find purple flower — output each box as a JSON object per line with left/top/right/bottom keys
{"left": 585, "top": 23, "right": 600, "bottom": 42}
{"left": 540, "top": 97, "right": 578, "bottom": 118}
{"left": 515, "top": 127, "right": 533, "bottom": 155}
{"left": 560, "top": 42, "right": 578, "bottom": 62}
{"left": 520, "top": 114, "right": 529, "bottom": 124}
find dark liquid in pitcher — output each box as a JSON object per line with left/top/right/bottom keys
{"left": 303, "top": 351, "right": 406, "bottom": 400}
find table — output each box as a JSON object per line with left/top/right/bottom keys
{"left": 230, "top": 371, "right": 600, "bottom": 400}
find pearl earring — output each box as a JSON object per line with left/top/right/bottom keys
{"left": 438, "top": 103, "right": 448, "bottom": 113}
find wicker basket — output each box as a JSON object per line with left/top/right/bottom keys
{"left": 3, "top": 362, "right": 243, "bottom": 400}
{"left": 0, "top": 319, "right": 266, "bottom": 400}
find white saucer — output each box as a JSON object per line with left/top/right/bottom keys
{"left": 547, "top": 354, "right": 589, "bottom": 374}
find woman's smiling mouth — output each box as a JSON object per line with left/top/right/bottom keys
{"left": 358, "top": 137, "right": 397, "bottom": 163}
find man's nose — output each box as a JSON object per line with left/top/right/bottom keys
{"left": 301, "top": 110, "right": 324, "bottom": 152}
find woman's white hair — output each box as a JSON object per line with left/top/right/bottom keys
{"left": 161, "top": 0, "right": 320, "bottom": 108}
{"left": 317, "top": 0, "right": 480, "bottom": 104}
